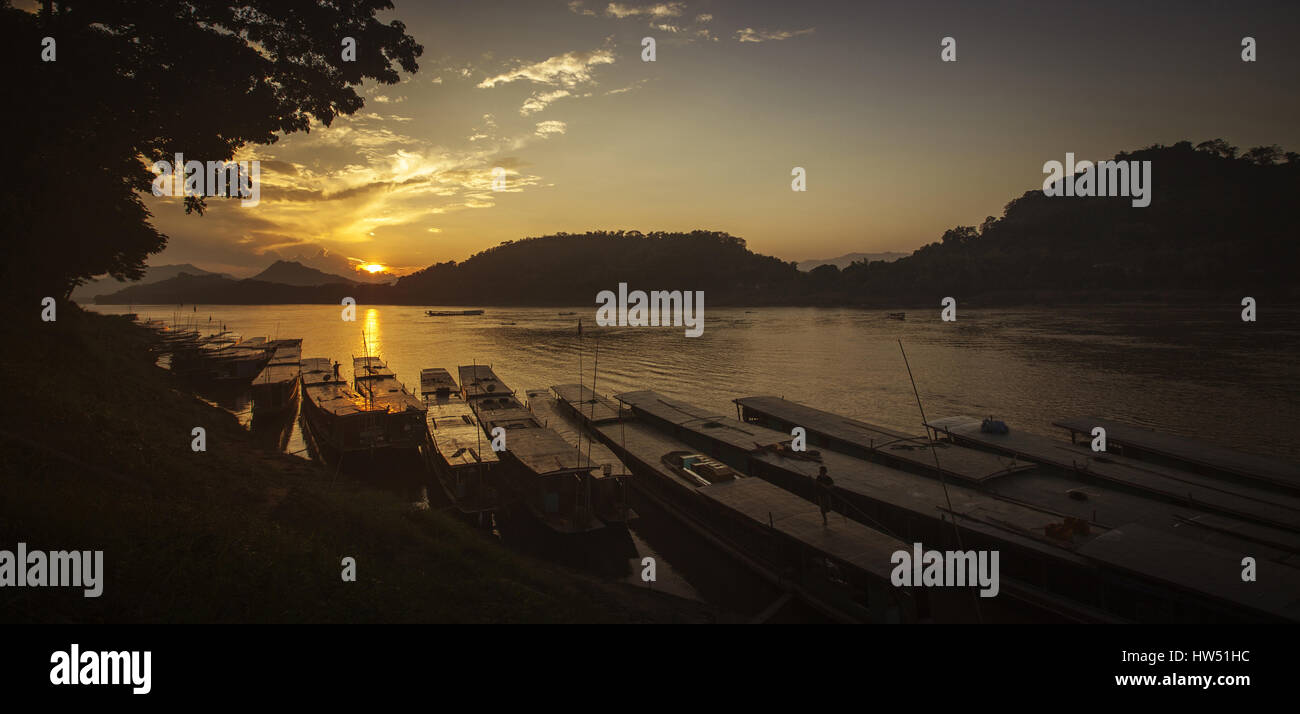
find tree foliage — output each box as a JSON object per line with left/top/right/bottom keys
{"left": 2, "top": 0, "right": 422, "bottom": 301}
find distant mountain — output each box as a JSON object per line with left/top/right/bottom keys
{"left": 94, "top": 273, "right": 379, "bottom": 305}
{"left": 279, "top": 248, "right": 393, "bottom": 284}
{"left": 797, "top": 252, "right": 906, "bottom": 271}
{"left": 72, "top": 263, "right": 228, "bottom": 302}
{"left": 250, "top": 260, "right": 356, "bottom": 287}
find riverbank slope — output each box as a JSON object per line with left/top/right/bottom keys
{"left": 0, "top": 306, "right": 710, "bottom": 623}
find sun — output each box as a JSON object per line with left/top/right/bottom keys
{"left": 359, "top": 263, "right": 386, "bottom": 274}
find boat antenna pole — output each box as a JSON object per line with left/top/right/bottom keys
{"left": 577, "top": 318, "right": 585, "bottom": 460}
{"left": 899, "top": 339, "right": 982, "bottom": 623}
{"left": 474, "top": 358, "right": 482, "bottom": 464}
{"left": 584, "top": 335, "right": 599, "bottom": 470}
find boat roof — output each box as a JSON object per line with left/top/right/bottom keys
{"left": 1054, "top": 416, "right": 1300, "bottom": 493}
{"left": 301, "top": 357, "right": 338, "bottom": 376}
{"left": 252, "top": 362, "right": 300, "bottom": 386}
{"left": 699, "top": 477, "right": 906, "bottom": 582}
{"left": 925, "top": 416, "right": 1300, "bottom": 537}
{"left": 552, "top": 383, "right": 624, "bottom": 424}
{"left": 426, "top": 399, "right": 499, "bottom": 469}
{"left": 1076, "top": 523, "right": 1300, "bottom": 621}
{"left": 354, "top": 374, "right": 423, "bottom": 414}
{"left": 527, "top": 388, "right": 628, "bottom": 477}
{"left": 420, "top": 368, "right": 458, "bottom": 396}
{"left": 735, "top": 395, "right": 1035, "bottom": 483}
{"left": 496, "top": 425, "right": 597, "bottom": 477}
{"left": 353, "top": 356, "right": 395, "bottom": 379}
{"left": 264, "top": 339, "right": 302, "bottom": 366}
{"left": 302, "top": 357, "right": 382, "bottom": 417}
{"left": 458, "top": 364, "right": 513, "bottom": 399}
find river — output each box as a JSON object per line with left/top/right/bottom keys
{"left": 89, "top": 302, "right": 1300, "bottom": 617}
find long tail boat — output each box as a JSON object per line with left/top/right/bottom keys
{"left": 349, "top": 356, "right": 427, "bottom": 451}
{"left": 172, "top": 333, "right": 271, "bottom": 383}
{"left": 250, "top": 339, "right": 302, "bottom": 414}
{"left": 527, "top": 386, "right": 634, "bottom": 526}
{"left": 299, "top": 357, "right": 394, "bottom": 458}
{"left": 459, "top": 364, "right": 604, "bottom": 534}
{"left": 419, "top": 367, "right": 501, "bottom": 514}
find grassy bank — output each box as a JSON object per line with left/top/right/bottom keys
{"left": 0, "top": 305, "right": 708, "bottom": 623}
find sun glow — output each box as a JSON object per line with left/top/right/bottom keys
{"left": 359, "top": 263, "right": 386, "bottom": 274}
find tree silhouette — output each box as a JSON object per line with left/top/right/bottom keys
{"left": 2, "top": 0, "right": 422, "bottom": 302}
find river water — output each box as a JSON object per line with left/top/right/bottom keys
{"left": 89, "top": 303, "right": 1300, "bottom": 616}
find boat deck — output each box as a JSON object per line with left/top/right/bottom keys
{"left": 698, "top": 477, "right": 906, "bottom": 583}
{"left": 1053, "top": 416, "right": 1300, "bottom": 493}
{"left": 527, "top": 388, "right": 628, "bottom": 476}
{"left": 458, "top": 364, "right": 514, "bottom": 400}
{"left": 552, "top": 384, "right": 625, "bottom": 424}
{"left": 352, "top": 357, "right": 423, "bottom": 413}
{"left": 735, "top": 395, "right": 1035, "bottom": 483}
{"left": 254, "top": 339, "right": 302, "bottom": 386}
{"left": 252, "top": 362, "right": 301, "bottom": 387}
{"left": 420, "top": 368, "right": 458, "bottom": 398}
{"left": 492, "top": 423, "right": 595, "bottom": 478}
{"left": 426, "top": 397, "right": 499, "bottom": 470}
{"left": 301, "top": 358, "right": 377, "bottom": 417}
{"left": 265, "top": 338, "right": 302, "bottom": 363}
{"left": 1076, "top": 523, "right": 1300, "bottom": 622}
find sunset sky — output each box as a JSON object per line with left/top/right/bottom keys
{"left": 133, "top": 0, "right": 1300, "bottom": 278}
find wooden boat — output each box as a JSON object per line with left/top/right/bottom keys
{"left": 419, "top": 367, "right": 500, "bottom": 514}
{"left": 172, "top": 334, "right": 271, "bottom": 382}
{"left": 250, "top": 338, "right": 302, "bottom": 414}
{"left": 298, "top": 357, "right": 393, "bottom": 457}
{"left": 551, "top": 385, "right": 917, "bottom": 623}
{"left": 459, "top": 365, "right": 604, "bottom": 534}
{"left": 614, "top": 391, "right": 1300, "bottom": 622}
{"left": 425, "top": 309, "right": 485, "bottom": 316}
{"left": 526, "top": 387, "right": 634, "bottom": 526}
{"left": 350, "top": 356, "right": 426, "bottom": 450}
{"left": 1053, "top": 416, "right": 1300, "bottom": 494}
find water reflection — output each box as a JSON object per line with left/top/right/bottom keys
{"left": 362, "top": 308, "right": 382, "bottom": 361}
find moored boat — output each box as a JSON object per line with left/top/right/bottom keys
{"left": 526, "top": 387, "right": 634, "bottom": 526}
{"left": 426, "top": 309, "right": 485, "bottom": 316}
{"left": 459, "top": 365, "right": 604, "bottom": 534}
{"left": 351, "top": 356, "right": 426, "bottom": 450}
{"left": 250, "top": 338, "right": 302, "bottom": 414}
{"left": 419, "top": 367, "right": 501, "bottom": 514}
{"left": 298, "top": 357, "right": 391, "bottom": 458}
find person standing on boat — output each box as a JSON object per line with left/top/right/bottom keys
{"left": 816, "top": 465, "right": 834, "bottom": 526}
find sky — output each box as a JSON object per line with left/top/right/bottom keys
{"left": 130, "top": 0, "right": 1300, "bottom": 278}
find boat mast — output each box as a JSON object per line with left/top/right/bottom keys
{"left": 899, "top": 339, "right": 983, "bottom": 623}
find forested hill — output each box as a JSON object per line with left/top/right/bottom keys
{"left": 813, "top": 140, "right": 1299, "bottom": 302}
{"left": 393, "top": 230, "right": 800, "bottom": 304}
